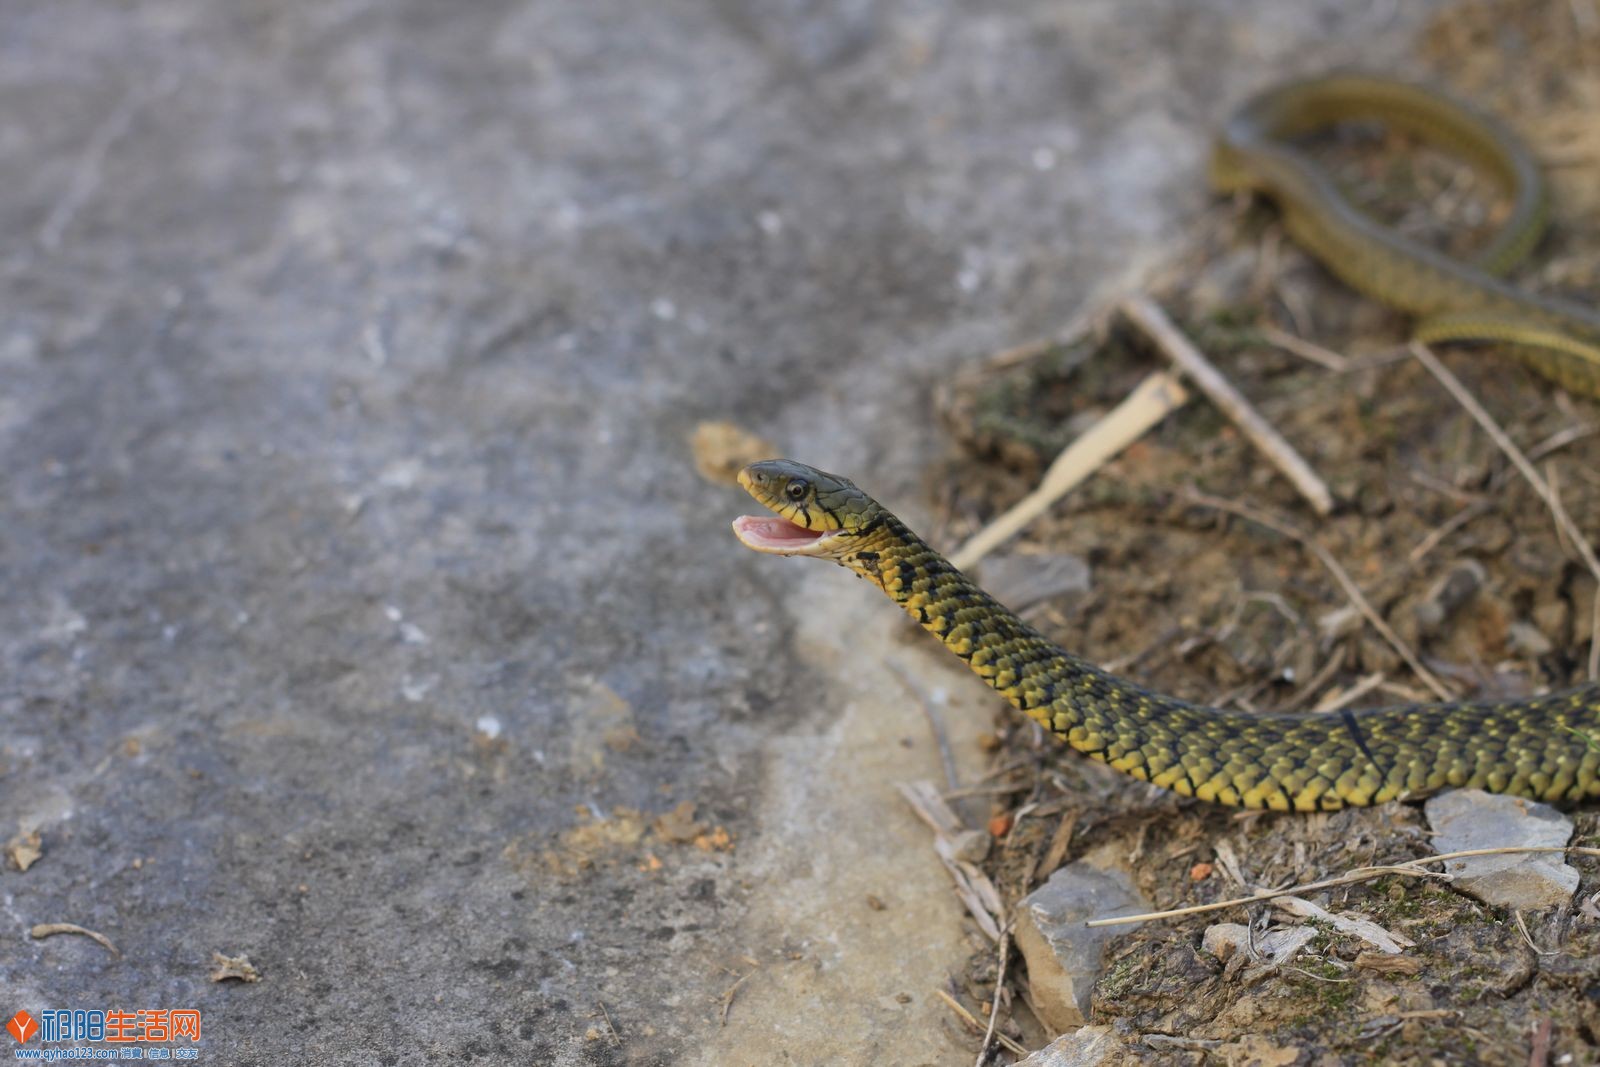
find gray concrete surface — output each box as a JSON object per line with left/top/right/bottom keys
{"left": 0, "top": 1, "right": 1432, "bottom": 1063}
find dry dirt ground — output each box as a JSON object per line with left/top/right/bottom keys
{"left": 933, "top": 2, "right": 1600, "bottom": 1063}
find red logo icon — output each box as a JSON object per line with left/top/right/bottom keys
{"left": 6, "top": 1011, "right": 37, "bottom": 1042}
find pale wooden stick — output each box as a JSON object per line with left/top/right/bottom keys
{"left": 1087, "top": 845, "right": 1600, "bottom": 927}
{"left": 1313, "top": 672, "right": 1387, "bottom": 713}
{"left": 949, "top": 371, "right": 1189, "bottom": 571}
{"left": 975, "top": 926, "right": 1012, "bottom": 1067}
{"left": 1410, "top": 341, "right": 1600, "bottom": 680}
{"left": 898, "top": 781, "right": 1005, "bottom": 942}
{"left": 1258, "top": 323, "right": 1351, "bottom": 372}
{"left": 933, "top": 990, "right": 1028, "bottom": 1057}
{"left": 1122, "top": 295, "right": 1334, "bottom": 516}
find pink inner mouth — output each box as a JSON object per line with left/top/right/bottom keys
{"left": 732, "top": 515, "right": 829, "bottom": 554}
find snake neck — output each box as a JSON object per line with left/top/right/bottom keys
{"left": 848, "top": 515, "right": 1097, "bottom": 733}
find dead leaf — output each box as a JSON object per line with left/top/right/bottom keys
{"left": 691, "top": 421, "right": 777, "bottom": 485}
{"left": 209, "top": 952, "right": 260, "bottom": 983}
{"left": 653, "top": 801, "right": 705, "bottom": 844}
{"left": 5, "top": 830, "right": 42, "bottom": 872}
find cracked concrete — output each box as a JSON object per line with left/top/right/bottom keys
{"left": 0, "top": 1, "right": 1434, "bottom": 1062}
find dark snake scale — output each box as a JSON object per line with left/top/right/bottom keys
{"left": 734, "top": 461, "right": 1600, "bottom": 812}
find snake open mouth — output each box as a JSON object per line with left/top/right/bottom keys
{"left": 731, "top": 514, "right": 837, "bottom": 556}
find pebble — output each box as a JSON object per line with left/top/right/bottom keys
{"left": 1014, "top": 852, "right": 1151, "bottom": 1031}
{"left": 1201, "top": 922, "right": 1317, "bottom": 967}
{"left": 1412, "top": 560, "right": 1485, "bottom": 636}
{"left": 949, "top": 828, "right": 992, "bottom": 863}
{"left": 1012, "top": 1026, "right": 1124, "bottom": 1066}
{"left": 1424, "top": 789, "right": 1578, "bottom": 910}
{"left": 1507, "top": 621, "right": 1553, "bottom": 658}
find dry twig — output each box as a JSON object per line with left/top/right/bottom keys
{"left": 898, "top": 782, "right": 1005, "bottom": 941}
{"left": 1184, "top": 489, "right": 1454, "bottom": 700}
{"left": 1123, "top": 295, "right": 1334, "bottom": 515}
{"left": 29, "top": 923, "right": 120, "bottom": 957}
{"left": 1407, "top": 499, "right": 1493, "bottom": 566}
{"left": 1037, "top": 810, "right": 1079, "bottom": 884}
{"left": 597, "top": 1000, "right": 622, "bottom": 1045}
{"left": 1088, "top": 845, "right": 1600, "bottom": 927}
{"left": 934, "top": 989, "right": 1028, "bottom": 1058}
{"left": 719, "top": 970, "right": 754, "bottom": 1027}
{"left": 1313, "top": 672, "right": 1387, "bottom": 713}
{"left": 1514, "top": 910, "right": 1557, "bottom": 957}
{"left": 1258, "top": 322, "right": 1351, "bottom": 372}
{"left": 1273, "top": 894, "right": 1412, "bottom": 954}
{"left": 1284, "top": 652, "right": 1349, "bottom": 711}
{"left": 975, "top": 927, "right": 1012, "bottom": 1067}
{"left": 1411, "top": 341, "right": 1600, "bottom": 679}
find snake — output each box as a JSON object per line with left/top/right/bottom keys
{"left": 733, "top": 460, "right": 1600, "bottom": 810}
{"left": 1211, "top": 71, "right": 1600, "bottom": 397}
{"left": 727, "top": 76, "right": 1600, "bottom": 810}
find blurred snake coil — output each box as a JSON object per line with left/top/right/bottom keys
{"left": 731, "top": 75, "right": 1600, "bottom": 812}
{"left": 1211, "top": 72, "right": 1600, "bottom": 396}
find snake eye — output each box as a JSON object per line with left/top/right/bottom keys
{"left": 785, "top": 479, "right": 809, "bottom": 501}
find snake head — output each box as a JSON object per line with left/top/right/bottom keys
{"left": 732, "top": 459, "right": 885, "bottom": 560}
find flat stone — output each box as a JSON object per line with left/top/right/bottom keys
{"left": 1202, "top": 922, "right": 1252, "bottom": 961}
{"left": 1202, "top": 922, "right": 1316, "bottom": 967}
{"left": 1013, "top": 1025, "right": 1126, "bottom": 1066}
{"left": 1425, "top": 790, "right": 1579, "bottom": 910}
{"left": 1015, "top": 851, "right": 1152, "bottom": 1032}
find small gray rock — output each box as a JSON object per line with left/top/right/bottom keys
{"left": 1424, "top": 789, "right": 1578, "bottom": 910}
{"left": 1201, "top": 922, "right": 1252, "bottom": 961}
{"left": 1014, "top": 851, "right": 1151, "bottom": 1032}
{"left": 1507, "top": 621, "right": 1554, "bottom": 658}
{"left": 1012, "top": 1026, "right": 1125, "bottom": 1066}
{"left": 982, "top": 553, "right": 1092, "bottom": 613}
{"left": 1413, "top": 560, "right": 1486, "bottom": 635}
